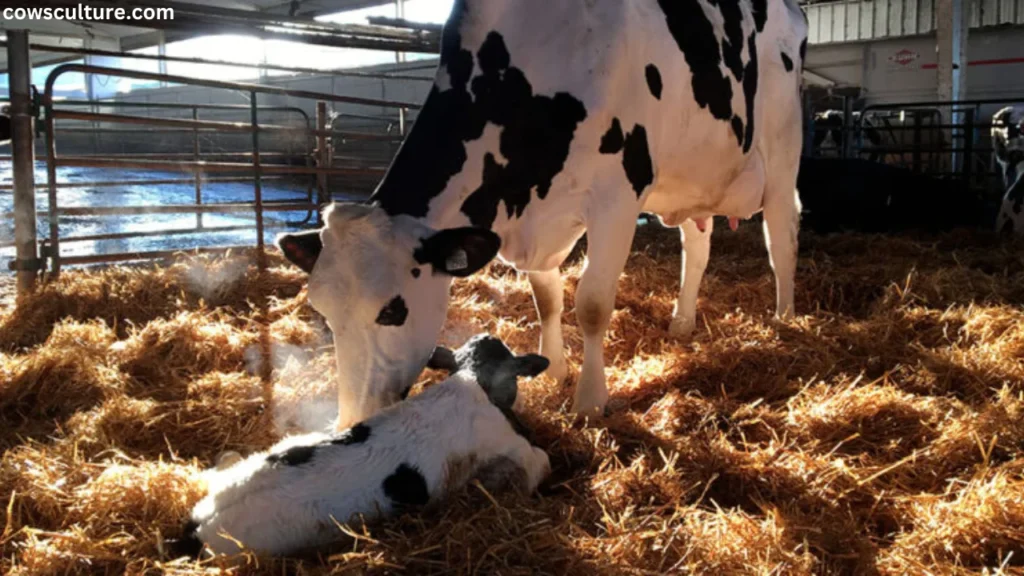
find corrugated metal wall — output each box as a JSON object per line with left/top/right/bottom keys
{"left": 806, "top": 0, "right": 1024, "bottom": 43}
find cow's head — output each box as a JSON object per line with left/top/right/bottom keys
{"left": 427, "top": 333, "right": 549, "bottom": 410}
{"left": 991, "top": 107, "right": 1024, "bottom": 234}
{"left": 277, "top": 203, "right": 501, "bottom": 426}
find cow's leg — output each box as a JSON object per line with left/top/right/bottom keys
{"left": 669, "top": 218, "right": 712, "bottom": 337}
{"left": 762, "top": 177, "right": 801, "bottom": 319}
{"left": 528, "top": 269, "right": 568, "bottom": 382}
{"left": 573, "top": 204, "right": 638, "bottom": 416}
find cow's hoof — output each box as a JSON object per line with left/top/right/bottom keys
{"left": 545, "top": 357, "right": 569, "bottom": 383}
{"left": 571, "top": 388, "right": 609, "bottom": 418}
{"left": 668, "top": 316, "right": 696, "bottom": 338}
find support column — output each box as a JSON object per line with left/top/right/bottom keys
{"left": 7, "top": 30, "right": 38, "bottom": 294}
{"left": 936, "top": 0, "right": 969, "bottom": 171}
{"left": 158, "top": 31, "right": 168, "bottom": 87}
{"left": 394, "top": 0, "right": 406, "bottom": 64}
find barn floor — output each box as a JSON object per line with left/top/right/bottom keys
{"left": 1, "top": 223, "right": 1023, "bottom": 575}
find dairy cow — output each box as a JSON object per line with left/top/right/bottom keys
{"left": 992, "top": 106, "right": 1024, "bottom": 234}
{"left": 277, "top": 0, "right": 809, "bottom": 423}
{"left": 174, "top": 334, "right": 551, "bottom": 557}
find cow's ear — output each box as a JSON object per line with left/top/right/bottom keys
{"left": 415, "top": 227, "right": 501, "bottom": 277}
{"left": 276, "top": 230, "right": 323, "bottom": 273}
{"left": 426, "top": 346, "right": 458, "bottom": 372}
{"left": 513, "top": 354, "right": 549, "bottom": 378}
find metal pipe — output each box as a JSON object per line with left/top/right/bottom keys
{"left": 54, "top": 156, "right": 386, "bottom": 176}
{"left": 40, "top": 202, "right": 317, "bottom": 217}
{"left": 251, "top": 92, "right": 266, "bottom": 256}
{"left": 316, "top": 101, "right": 330, "bottom": 213}
{"left": 47, "top": 246, "right": 255, "bottom": 268}
{"left": 45, "top": 63, "right": 422, "bottom": 110}
{"left": 7, "top": 29, "right": 38, "bottom": 294}
{"left": 0, "top": 176, "right": 292, "bottom": 191}
{"left": 193, "top": 107, "right": 203, "bottom": 229}
{"left": 0, "top": 42, "right": 435, "bottom": 81}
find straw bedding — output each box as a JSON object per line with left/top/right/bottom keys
{"left": 1, "top": 224, "right": 1023, "bottom": 575}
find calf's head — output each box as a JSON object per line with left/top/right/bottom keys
{"left": 277, "top": 203, "right": 501, "bottom": 425}
{"left": 427, "top": 333, "right": 549, "bottom": 410}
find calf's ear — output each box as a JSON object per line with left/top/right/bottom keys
{"left": 426, "top": 346, "right": 458, "bottom": 372}
{"left": 415, "top": 227, "right": 501, "bottom": 277}
{"left": 513, "top": 354, "right": 549, "bottom": 378}
{"left": 276, "top": 230, "right": 323, "bottom": 274}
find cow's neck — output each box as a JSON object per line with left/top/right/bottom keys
{"left": 369, "top": 0, "right": 498, "bottom": 229}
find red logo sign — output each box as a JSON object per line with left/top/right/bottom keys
{"left": 889, "top": 49, "right": 920, "bottom": 66}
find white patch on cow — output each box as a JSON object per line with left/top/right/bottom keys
{"left": 187, "top": 343, "right": 551, "bottom": 557}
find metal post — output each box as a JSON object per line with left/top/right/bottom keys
{"left": 315, "top": 101, "right": 331, "bottom": 214}
{"left": 193, "top": 106, "right": 203, "bottom": 228}
{"left": 158, "top": 31, "right": 168, "bottom": 87}
{"left": 842, "top": 96, "right": 854, "bottom": 159}
{"left": 962, "top": 108, "right": 974, "bottom": 186}
{"left": 912, "top": 113, "right": 923, "bottom": 173}
{"left": 399, "top": 107, "right": 407, "bottom": 137}
{"left": 250, "top": 92, "right": 265, "bottom": 254}
{"left": 8, "top": 30, "right": 38, "bottom": 294}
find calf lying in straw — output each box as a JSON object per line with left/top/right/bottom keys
{"left": 173, "top": 334, "right": 551, "bottom": 557}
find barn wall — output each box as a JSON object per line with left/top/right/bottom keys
{"left": 806, "top": 26, "right": 1024, "bottom": 107}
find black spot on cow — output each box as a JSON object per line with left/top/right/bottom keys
{"left": 169, "top": 520, "right": 203, "bottom": 559}
{"left": 731, "top": 117, "right": 744, "bottom": 146}
{"left": 376, "top": 295, "right": 409, "bottom": 326}
{"left": 383, "top": 463, "right": 430, "bottom": 507}
{"left": 781, "top": 52, "right": 793, "bottom": 72}
{"left": 799, "top": 38, "right": 808, "bottom": 65}
{"left": 372, "top": 18, "right": 587, "bottom": 229}
{"left": 740, "top": 32, "right": 760, "bottom": 153}
{"left": 656, "top": 0, "right": 761, "bottom": 153}
{"left": 460, "top": 32, "right": 588, "bottom": 228}
{"left": 623, "top": 125, "right": 655, "bottom": 197}
{"left": 599, "top": 118, "right": 625, "bottom": 154}
{"left": 600, "top": 119, "right": 654, "bottom": 196}
{"left": 751, "top": 0, "right": 768, "bottom": 32}
{"left": 656, "top": 0, "right": 734, "bottom": 122}
{"left": 331, "top": 422, "right": 371, "bottom": 445}
{"left": 710, "top": 0, "right": 747, "bottom": 80}
{"left": 645, "top": 64, "right": 663, "bottom": 100}
{"left": 411, "top": 267, "right": 421, "bottom": 278}
{"left": 267, "top": 444, "right": 316, "bottom": 467}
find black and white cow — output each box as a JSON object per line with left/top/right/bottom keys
{"left": 992, "top": 106, "right": 1024, "bottom": 234}
{"left": 277, "top": 0, "right": 808, "bottom": 422}
{"left": 175, "top": 334, "right": 551, "bottom": 557}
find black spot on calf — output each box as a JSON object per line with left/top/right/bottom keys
{"left": 411, "top": 268, "right": 421, "bottom": 278}
{"left": 781, "top": 52, "right": 793, "bottom": 72}
{"left": 376, "top": 295, "right": 409, "bottom": 326}
{"left": 599, "top": 118, "right": 625, "bottom": 154}
{"left": 383, "top": 463, "right": 430, "bottom": 507}
{"left": 799, "top": 38, "right": 808, "bottom": 65}
{"left": 267, "top": 444, "right": 316, "bottom": 467}
{"left": 739, "top": 32, "right": 760, "bottom": 153}
{"left": 622, "top": 125, "right": 655, "bottom": 197}
{"left": 332, "top": 422, "right": 371, "bottom": 445}
{"left": 169, "top": 520, "right": 204, "bottom": 559}
{"left": 645, "top": 64, "right": 663, "bottom": 100}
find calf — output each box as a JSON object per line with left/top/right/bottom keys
{"left": 992, "top": 106, "right": 1024, "bottom": 234}
{"left": 175, "top": 334, "right": 551, "bottom": 557}
{"left": 277, "top": 0, "right": 808, "bottom": 423}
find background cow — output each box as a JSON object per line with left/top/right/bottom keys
{"left": 176, "top": 334, "right": 551, "bottom": 557}
{"left": 992, "top": 106, "right": 1024, "bottom": 234}
{"left": 278, "top": 0, "right": 809, "bottom": 422}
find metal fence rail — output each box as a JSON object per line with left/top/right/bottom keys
{"left": 2, "top": 62, "right": 420, "bottom": 277}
